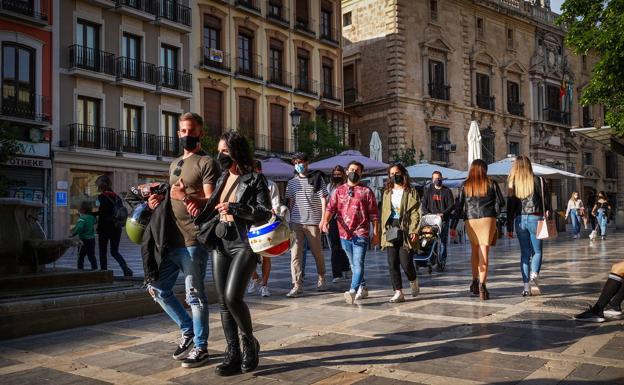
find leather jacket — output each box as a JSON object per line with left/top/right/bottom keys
{"left": 506, "top": 176, "right": 551, "bottom": 231}
{"left": 451, "top": 181, "right": 504, "bottom": 229}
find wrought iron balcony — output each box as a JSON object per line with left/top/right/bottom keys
{"left": 158, "top": 135, "right": 179, "bottom": 157}
{"left": 267, "top": 68, "right": 292, "bottom": 88}
{"left": 294, "top": 17, "right": 315, "bottom": 36}
{"left": 507, "top": 101, "right": 524, "bottom": 117}
{"left": 543, "top": 108, "right": 571, "bottom": 125}
{"left": 1, "top": 88, "right": 50, "bottom": 122}
{"left": 344, "top": 88, "right": 357, "bottom": 105}
{"left": 294, "top": 76, "right": 318, "bottom": 96}
{"left": 203, "top": 49, "right": 231, "bottom": 72}
{"left": 428, "top": 83, "right": 450, "bottom": 101}
{"left": 235, "top": 55, "right": 263, "bottom": 80}
{"left": 157, "top": 66, "right": 192, "bottom": 92}
{"left": 116, "top": 57, "right": 158, "bottom": 85}
{"left": 477, "top": 93, "right": 495, "bottom": 111}
{"left": 321, "top": 83, "right": 342, "bottom": 102}
{"left": 69, "top": 45, "right": 116, "bottom": 76}
{"left": 69, "top": 124, "right": 118, "bottom": 151}
{"left": 319, "top": 24, "right": 339, "bottom": 45}
{"left": 235, "top": 0, "right": 260, "bottom": 13}
{"left": 0, "top": 0, "right": 48, "bottom": 22}
{"left": 157, "top": 0, "right": 191, "bottom": 26}
{"left": 266, "top": 1, "right": 289, "bottom": 25}
{"left": 115, "top": 0, "right": 156, "bottom": 15}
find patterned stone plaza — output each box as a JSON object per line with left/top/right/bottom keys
{"left": 1, "top": 233, "right": 623, "bottom": 384}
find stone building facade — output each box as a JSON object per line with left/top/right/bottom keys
{"left": 342, "top": 0, "right": 623, "bottom": 224}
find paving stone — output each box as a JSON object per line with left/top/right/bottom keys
{"left": 253, "top": 358, "right": 342, "bottom": 384}
{"left": 594, "top": 336, "right": 624, "bottom": 360}
{"left": 78, "top": 349, "right": 146, "bottom": 368}
{"left": 404, "top": 302, "right": 501, "bottom": 319}
{"left": 0, "top": 357, "right": 20, "bottom": 368}
{"left": 352, "top": 375, "right": 424, "bottom": 385}
{"left": 4, "top": 329, "right": 138, "bottom": 355}
{"left": 0, "top": 367, "right": 112, "bottom": 385}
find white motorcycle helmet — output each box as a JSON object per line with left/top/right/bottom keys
{"left": 247, "top": 215, "right": 293, "bottom": 258}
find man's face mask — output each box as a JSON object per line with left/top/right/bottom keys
{"left": 180, "top": 135, "right": 200, "bottom": 151}
{"left": 294, "top": 163, "right": 305, "bottom": 174}
{"left": 347, "top": 171, "right": 361, "bottom": 183}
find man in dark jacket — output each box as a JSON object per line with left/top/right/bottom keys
{"left": 147, "top": 112, "right": 219, "bottom": 369}
{"left": 421, "top": 171, "right": 454, "bottom": 264}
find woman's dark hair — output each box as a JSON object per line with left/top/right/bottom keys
{"left": 220, "top": 130, "right": 254, "bottom": 173}
{"left": 598, "top": 191, "right": 607, "bottom": 200}
{"left": 385, "top": 163, "right": 412, "bottom": 193}
{"left": 331, "top": 165, "right": 346, "bottom": 185}
{"left": 96, "top": 175, "right": 112, "bottom": 192}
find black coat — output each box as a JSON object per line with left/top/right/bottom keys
{"left": 451, "top": 181, "right": 505, "bottom": 229}
{"left": 140, "top": 188, "right": 172, "bottom": 284}
{"left": 506, "top": 177, "right": 552, "bottom": 232}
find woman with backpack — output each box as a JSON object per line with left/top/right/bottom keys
{"left": 95, "top": 175, "right": 133, "bottom": 276}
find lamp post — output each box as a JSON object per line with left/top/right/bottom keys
{"left": 290, "top": 107, "right": 302, "bottom": 152}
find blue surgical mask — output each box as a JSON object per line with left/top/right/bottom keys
{"left": 295, "top": 164, "right": 305, "bottom": 174}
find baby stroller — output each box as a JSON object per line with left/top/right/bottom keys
{"left": 413, "top": 214, "right": 444, "bottom": 274}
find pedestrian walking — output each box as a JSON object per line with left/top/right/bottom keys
{"left": 450, "top": 159, "right": 504, "bottom": 301}
{"left": 327, "top": 165, "right": 351, "bottom": 283}
{"left": 285, "top": 152, "right": 328, "bottom": 297}
{"left": 586, "top": 190, "right": 597, "bottom": 230}
{"left": 95, "top": 175, "right": 133, "bottom": 276}
{"left": 576, "top": 261, "right": 624, "bottom": 322}
{"left": 420, "top": 170, "right": 454, "bottom": 267}
{"left": 147, "top": 112, "right": 219, "bottom": 368}
{"left": 380, "top": 163, "right": 420, "bottom": 303}
{"left": 195, "top": 131, "right": 272, "bottom": 376}
{"left": 592, "top": 191, "right": 611, "bottom": 240}
{"left": 506, "top": 156, "right": 551, "bottom": 297}
{"left": 320, "top": 161, "right": 379, "bottom": 305}
{"left": 565, "top": 192, "right": 584, "bottom": 239}
{"left": 72, "top": 201, "right": 97, "bottom": 270}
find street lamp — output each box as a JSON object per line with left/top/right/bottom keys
{"left": 290, "top": 107, "right": 302, "bottom": 151}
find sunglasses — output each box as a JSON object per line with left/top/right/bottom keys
{"left": 172, "top": 159, "right": 184, "bottom": 177}
{"left": 348, "top": 187, "right": 354, "bottom": 198}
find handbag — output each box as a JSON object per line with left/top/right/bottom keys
{"left": 385, "top": 226, "right": 403, "bottom": 243}
{"left": 536, "top": 177, "right": 558, "bottom": 240}
{"left": 196, "top": 176, "right": 240, "bottom": 245}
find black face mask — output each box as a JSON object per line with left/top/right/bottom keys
{"left": 217, "top": 152, "right": 233, "bottom": 170}
{"left": 332, "top": 176, "right": 343, "bottom": 184}
{"left": 347, "top": 172, "right": 361, "bottom": 183}
{"left": 434, "top": 179, "right": 443, "bottom": 187}
{"left": 180, "top": 135, "right": 200, "bottom": 151}
{"left": 393, "top": 175, "right": 404, "bottom": 185}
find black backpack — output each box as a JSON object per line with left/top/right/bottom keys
{"left": 105, "top": 194, "right": 129, "bottom": 228}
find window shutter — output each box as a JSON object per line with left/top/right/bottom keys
{"left": 238, "top": 96, "right": 255, "bottom": 139}
{"left": 270, "top": 104, "right": 285, "bottom": 151}
{"left": 296, "top": 0, "right": 308, "bottom": 21}
{"left": 204, "top": 88, "right": 223, "bottom": 137}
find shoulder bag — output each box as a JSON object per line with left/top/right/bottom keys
{"left": 536, "top": 177, "right": 558, "bottom": 240}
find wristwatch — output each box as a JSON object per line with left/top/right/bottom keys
{"left": 183, "top": 195, "right": 191, "bottom": 204}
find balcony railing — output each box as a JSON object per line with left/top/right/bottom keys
{"left": 158, "top": 135, "right": 179, "bottom": 157}
{"left": 69, "top": 124, "right": 118, "bottom": 151}
{"left": 294, "top": 76, "right": 318, "bottom": 95}
{"left": 267, "top": 68, "right": 292, "bottom": 88}
{"left": 321, "top": 84, "right": 341, "bottom": 102}
{"left": 319, "top": 24, "right": 339, "bottom": 44}
{"left": 157, "top": 66, "right": 192, "bottom": 92}
{"left": 344, "top": 88, "right": 357, "bottom": 105}
{"left": 294, "top": 17, "right": 315, "bottom": 35}
{"left": 69, "top": 45, "right": 116, "bottom": 76}
{"left": 543, "top": 108, "right": 571, "bottom": 125}
{"left": 203, "top": 49, "right": 231, "bottom": 71}
{"left": 157, "top": 0, "right": 191, "bottom": 26}
{"left": 234, "top": 0, "right": 260, "bottom": 13}
{"left": 235, "top": 55, "right": 263, "bottom": 80}
{"left": 115, "top": 0, "right": 156, "bottom": 15}
{"left": 477, "top": 94, "right": 495, "bottom": 110}
{"left": 428, "top": 83, "right": 450, "bottom": 101}
{"left": 116, "top": 57, "right": 158, "bottom": 85}
{"left": 507, "top": 101, "right": 524, "bottom": 117}
{"left": 69, "top": 124, "right": 181, "bottom": 156}
{"left": 0, "top": 0, "right": 48, "bottom": 21}
{"left": 1, "top": 88, "right": 50, "bottom": 122}
{"left": 266, "top": 1, "right": 289, "bottom": 24}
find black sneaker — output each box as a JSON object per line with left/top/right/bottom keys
{"left": 181, "top": 347, "right": 210, "bottom": 368}
{"left": 173, "top": 334, "right": 195, "bottom": 360}
{"left": 574, "top": 306, "right": 606, "bottom": 323}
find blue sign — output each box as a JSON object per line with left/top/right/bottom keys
{"left": 55, "top": 191, "right": 68, "bottom": 207}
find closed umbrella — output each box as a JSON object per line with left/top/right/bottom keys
{"left": 369, "top": 132, "right": 384, "bottom": 201}
{"left": 467, "top": 120, "right": 482, "bottom": 167}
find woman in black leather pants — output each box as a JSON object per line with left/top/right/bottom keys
{"left": 198, "top": 131, "right": 272, "bottom": 376}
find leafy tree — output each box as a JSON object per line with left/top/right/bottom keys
{"left": 391, "top": 141, "right": 419, "bottom": 166}
{"left": 296, "top": 118, "right": 347, "bottom": 161}
{"left": 557, "top": 0, "right": 624, "bottom": 133}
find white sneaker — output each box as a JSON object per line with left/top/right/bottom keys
{"left": 247, "top": 279, "right": 260, "bottom": 294}
{"left": 286, "top": 286, "right": 303, "bottom": 298}
{"left": 409, "top": 278, "right": 420, "bottom": 297}
{"left": 389, "top": 291, "right": 405, "bottom": 303}
{"left": 332, "top": 277, "right": 343, "bottom": 283}
{"left": 260, "top": 286, "right": 270, "bottom": 297}
{"left": 317, "top": 277, "right": 328, "bottom": 291}
{"left": 355, "top": 286, "right": 368, "bottom": 301}
{"left": 344, "top": 290, "right": 356, "bottom": 305}
{"left": 530, "top": 272, "right": 541, "bottom": 296}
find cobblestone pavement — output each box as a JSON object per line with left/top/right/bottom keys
{"left": 3, "top": 232, "right": 624, "bottom": 384}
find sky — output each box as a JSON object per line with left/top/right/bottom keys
{"left": 550, "top": 0, "right": 564, "bottom": 13}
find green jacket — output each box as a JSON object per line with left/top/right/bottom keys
{"left": 72, "top": 213, "right": 97, "bottom": 239}
{"left": 380, "top": 188, "right": 421, "bottom": 250}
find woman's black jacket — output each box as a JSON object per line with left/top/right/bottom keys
{"left": 451, "top": 180, "right": 505, "bottom": 229}
{"left": 506, "top": 176, "right": 551, "bottom": 232}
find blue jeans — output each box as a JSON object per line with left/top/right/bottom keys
{"left": 340, "top": 236, "right": 369, "bottom": 291}
{"left": 439, "top": 221, "right": 449, "bottom": 262}
{"left": 597, "top": 210, "right": 608, "bottom": 236}
{"left": 148, "top": 245, "right": 210, "bottom": 349}
{"left": 569, "top": 209, "right": 581, "bottom": 236}
{"left": 515, "top": 215, "right": 543, "bottom": 283}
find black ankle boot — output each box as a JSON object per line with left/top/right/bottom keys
{"left": 470, "top": 278, "right": 479, "bottom": 295}
{"left": 241, "top": 334, "right": 260, "bottom": 373}
{"left": 215, "top": 344, "right": 242, "bottom": 376}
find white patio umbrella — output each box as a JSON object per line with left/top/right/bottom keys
{"left": 369, "top": 131, "right": 384, "bottom": 201}
{"left": 467, "top": 120, "right": 482, "bottom": 167}
{"left": 454, "top": 156, "right": 584, "bottom": 179}
{"left": 405, "top": 161, "right": 463, "bottom": 180}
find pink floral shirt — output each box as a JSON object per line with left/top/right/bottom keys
{"left": 327, "top": 183, "right": 379, "bottom": 240}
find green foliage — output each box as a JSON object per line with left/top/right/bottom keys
{"left": 296, "top": 118, "right": 347, "bottom": 162}
{"left": 391, "top": 141, "right": 418, "bottom": 166}
{"left": 557, "top": 0, "right": 624, "bottom": 134}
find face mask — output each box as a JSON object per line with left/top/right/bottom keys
{"left": 295, "top": 164, "right": 305, "bottom": 174}
{"left": 180, "top": 135, "right": 200, "bottom": 151}
{"left": 332, "top": 176, "right": 343, "bottom": 184}
{"left": 347, "top": 171, "right": 361, "bottom": 183}
{"left": 393, "top": 175, "right": 404, "bottom": 185}
{"left": 434, "top": 179, "right": 443, "bottom": 187}
{"left": 217, "top": 151, "right": 233, "bottom": 170}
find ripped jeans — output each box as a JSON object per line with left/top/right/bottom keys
{"left": 148, "top": 245, "right": 209, "bottom": 349}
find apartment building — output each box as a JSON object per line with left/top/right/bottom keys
{"left": 53, "top": 0, "right": 192, "bottom": 237}
{"left": 0, "top": 0, "right": 53, "bottom": 234}
{"left": 193, "top": 0, "right": 351, "bottom": 156}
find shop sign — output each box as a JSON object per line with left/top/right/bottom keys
{"left": 55, "top": 191, "right": 68, "bottom": 207}
{"left": 5, "top": 156, "right": 51, "bottom": 169}
{"left": 16, "top": 140, "right": 50, "bottom": 158}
